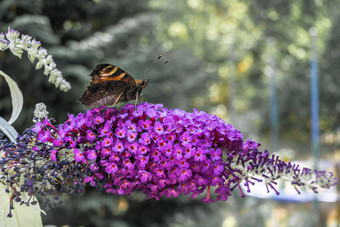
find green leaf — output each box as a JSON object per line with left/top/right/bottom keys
{"left": 0, "top": 184, "right": 43, "bottom": 227}
{"left": 0, "top": 70, "right": 24, "bottom": 125}
{"left": 0, "top": 117, "right": 18, "bottom": 142}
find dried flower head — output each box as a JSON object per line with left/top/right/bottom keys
{"left": 33, "top": 102, "right": 49, "bottom": 123}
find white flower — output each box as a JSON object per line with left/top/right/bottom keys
{"left": 0, "top": 27, "right": 71, "bottom": 91}
{"left": 0, "top": 38, "right": 9, "bottom": 51}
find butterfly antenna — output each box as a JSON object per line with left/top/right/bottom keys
{"left": 154, "top": 59, "right": 169, "bottom": 71}
{"left": 143, "top": 55, "right": 162, "bottom": 78}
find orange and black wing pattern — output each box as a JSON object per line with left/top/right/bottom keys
{"left": 89, "top": 64, "right": 136, "bottom": 86}
{"left": 79, "top": 64, "right": 149, "bottom": 108}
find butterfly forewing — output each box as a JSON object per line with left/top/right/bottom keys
{"left": 90, "top": 64, "right": 134, "bottom": 85}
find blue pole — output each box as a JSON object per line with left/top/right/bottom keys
{"left": 310, "top": 27, "right": 320, "bottom": 227}
{"left": 310, "top": 27, "right": 319, "bottom": 168}
{"left": 310, "top": 59, "right": 319, "bottom": 161}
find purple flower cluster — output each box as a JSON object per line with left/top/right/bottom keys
{"left": 32, "top": 102, "right": 245, "bottom": 201}
{"left": 0, "top": 102, "right": 337, "bottom": 215}
{"left": 33, "top": 102, "right": 337, "bottom": 201}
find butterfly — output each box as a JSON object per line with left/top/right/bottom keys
{"left": 79, "top": 64, "right": 149, "bottom": 108}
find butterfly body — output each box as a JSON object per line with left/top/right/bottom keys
{"left": 79, "top": 64, "right": 149, "bottom": 108}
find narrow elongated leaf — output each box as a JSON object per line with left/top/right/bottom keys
{"left": 0, "top": 70, "right": 24, "bottom": 124}
{"left": 0, "top": 117, "right": 18, "bottom": 142}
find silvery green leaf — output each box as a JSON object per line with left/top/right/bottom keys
{"left": 0, "top": 117, "right": 18, "bottom": 142}
{"left": 0, "top": 70, "right": 23, "bottom": 125}
{"left": 0, "top": 184, "right": 43, "bottom": 227}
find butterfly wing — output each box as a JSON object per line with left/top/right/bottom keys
{"left": 79, "top": 64, "right": 147, "bottom": 107}
{"left": 79, "top": 80, "right": 132, "bottom": 108}
{"left": 90, "top": 64, "right": 136, "bottom": 87}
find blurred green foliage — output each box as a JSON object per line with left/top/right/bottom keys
{"left": 0, "top": 0, "right": 211, "bottom": 133}
{"left": 0, "top": 0, "right": 339, "bottom": 226}
{"left": 151, "top": 0, "right": 340, "bottom": 157}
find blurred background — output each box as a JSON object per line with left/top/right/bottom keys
{"left": 0, "top": 0, "right": 339, "bottom": 226}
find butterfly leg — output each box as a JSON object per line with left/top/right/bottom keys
{"left": 110, "top": 92, "right": 123, "bottom": 107}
